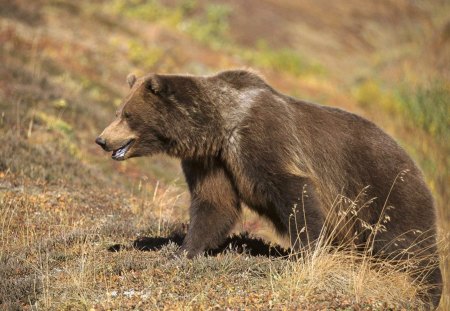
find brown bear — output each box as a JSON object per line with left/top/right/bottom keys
{"left": 96, "top": 70, "right": 442, "bottom": 307}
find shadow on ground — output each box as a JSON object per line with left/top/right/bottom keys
{"left": 108, "top": 232, "right": 290, "bottom": 258}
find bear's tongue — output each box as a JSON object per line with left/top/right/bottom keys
{"left": 112, "top": 140, "right": 133, "bottom": 161}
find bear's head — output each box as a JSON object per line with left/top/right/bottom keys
{"left": 96, "top": 73, "right": 222, "bottom": 160}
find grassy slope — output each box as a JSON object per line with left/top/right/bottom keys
{"left": 0, "top": 0, "right": 448, "bottom": 309}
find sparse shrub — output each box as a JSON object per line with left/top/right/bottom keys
{"left": 35, "top": 111, "right": 73, "bottom": 137}
{"left": 240, "top": 40, "right": 325, "bottom": 77}
{"left": 179, "top": 0, "right": 198, "bottom": 15}
{"left": 353, "top": 79, "right": 382, "bottom": 108}
{"left": 183, "top": 4, "right": 231, "bottom": 49}
{"left": 52, "top": 98, "right": 68, "bottom": 110}
{"left": 0, "top": 254, "right": 42, "bottom": 308}
{"left": 353, "top": 79, "right": 402, "bottom": 113}
{"left": 109, "top": 1, "right": 231, "bottom": 49}
{"left": 397, "top": 81, "right": 450, "bottom": 146}
{"left": 33, "top": 111, "right": 81, "bottom": 158}
{"left": 0, "top": 133, "right": 95, "bottom": 186}
{"left": 110, "top": 0, "right": 185, "bottom": 27}
{"left": 128, "top": 40, "right": 164, "bottom": 69}
{"left": 111, "top": 0, "right": 170, "bottom": 22}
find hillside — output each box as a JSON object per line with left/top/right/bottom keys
{"left": 0, "top": 0, "right": 448, "bottom": 309}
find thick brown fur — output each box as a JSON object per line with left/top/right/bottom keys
{"left": 97, "top": 69, "right": 442, "bottom": 307}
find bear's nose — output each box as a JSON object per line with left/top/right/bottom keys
{"left": 95, "top": 136, "right": 107, "bottom": 150}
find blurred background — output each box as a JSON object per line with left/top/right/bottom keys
{"left": 0, "top": 0, "right": 448, "bottom": 308}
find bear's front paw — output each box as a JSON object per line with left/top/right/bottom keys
{"left": 173, "top": 246, "right": 202, "bottom": 260}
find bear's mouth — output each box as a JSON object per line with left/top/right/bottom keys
{"left": 112, "top": 139, "right": 134, "bottom": 161}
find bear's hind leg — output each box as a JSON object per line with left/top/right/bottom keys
{"left": 285, "top": 181, "right": 325, "bottom": 253}
{"left": 181, "top": 159, "right": 241, "bottom": 258}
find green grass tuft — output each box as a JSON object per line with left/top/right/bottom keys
{"left": 398, "top": 82, "right": 450, "bottom": 147}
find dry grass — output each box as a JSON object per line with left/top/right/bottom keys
{"left": 0, "top": 180, "right": 432, "bottom": 309}
{"left": 0, "top": 0, "right": 448, "bottom": 310}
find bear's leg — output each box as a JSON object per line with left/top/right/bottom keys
{"left": 374, "top": 230, "right": 442, "bottom": 308}
{"left": 285, "top": 181, "right": 325, "bottom": 253}
{"left": 180, "top": 159, "right": 241, "bottom": 258}
{"left": 423, "top": 259, "right": 442, "bottom": 309}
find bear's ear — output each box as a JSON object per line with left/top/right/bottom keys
{"left": 126, "top": 73, "right": 137, "bottom": 88}
{"left": 144, "top": 75, "right": 164, "bottom": 95}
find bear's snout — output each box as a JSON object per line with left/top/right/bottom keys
{"left": 95, "top": 136, "right": 107, "bottom": 150}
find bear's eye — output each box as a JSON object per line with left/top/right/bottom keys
{"left": 123, "top": 111, "right": 131, "bottom": 119}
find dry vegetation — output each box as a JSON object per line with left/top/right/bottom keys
{"left": 0, "top": 0, "right": 449, "bottom": 310}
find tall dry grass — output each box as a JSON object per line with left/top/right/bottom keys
{"left": 0, "top": 180, "right": 436, "bottom": 309}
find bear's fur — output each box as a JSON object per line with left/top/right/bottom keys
{"left": 96, "top": 70, "right": 442, "bottom": 306}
